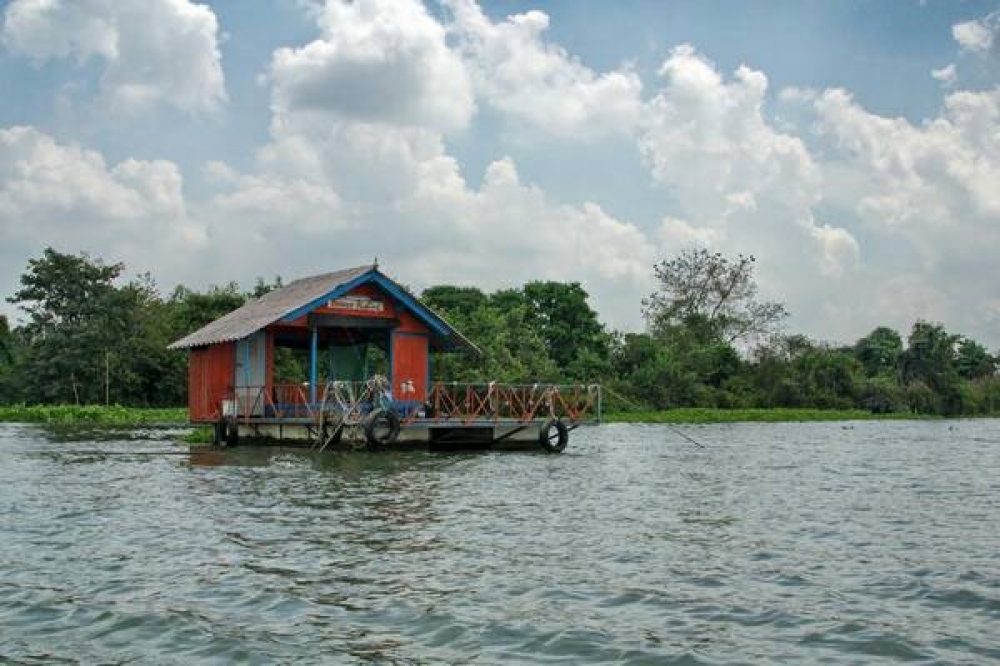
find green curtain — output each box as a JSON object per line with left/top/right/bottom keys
{"left": 328, "top": 343, "right": 368, "bottom": 382}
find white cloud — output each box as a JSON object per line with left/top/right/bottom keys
{"left": 657, "top": 216, "right": 724, "bottom": 248}
{"left": 640, "top": 46, "right": 819, "bottom": 217}
{"left": 638, "top": 45, "right": 859, "bottom": 319}
{"left": 777, "top": 86, "right": 819, "bottom": 104}
{"left": 201, "top": 161, "right": 343, "bottom": 237}
{"left": 0, "top": 0, "right": 655, "bottom": 329}
{"left": 953, "top": 13, "right": 998, "bottom": 55}
{"left": 444, "top": 0, "right": 642, "bottom": 137}
{"left": 0, "top": 126, "right": 204, "bottom": 303}
{"left": 809, "top": 224, "right": 860, "bottom": 278}
{"left": 816, "top": 88, "right": 1000, "bottom": 226}
{"left": 1, "top": 0, "right": 226, "bottom": 116}
{"left": 1, "top": 0, "right": 116, "bottom": 61}
{"left": 931, "top": 63, "right": 957, "bottom": 86}
{"left": 6, "top": 0, "right": 999, "bottom": 348}
{"left": 178, "top": 0, "right": 654, "bottom": 327}
{"left": 0, "top": 127, "right": 188, "bottom": 230}
{"left": 268, "top": 0, "right": 473, "bottom": 133}
{"left": 201, "top": 115, "right": 654, "bottom": 325}
{"left": 413, "top": 157, "right": 652, "bottom": 285}
{"left": 193, "top": 136, "right": 655, "bottom": 326}
{"left": 808, "top": 86, "right": 1000, "bottom": 340}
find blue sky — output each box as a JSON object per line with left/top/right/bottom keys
{"left": 2, "top": 0, "right": 999, "bottom": 347}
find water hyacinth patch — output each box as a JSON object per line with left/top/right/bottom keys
{"left": 0, "top": 405, "right": 188, "bottom": 425}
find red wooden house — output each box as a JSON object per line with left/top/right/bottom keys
{"left": 169, "top": 264, "right": 477, "bottom": 424}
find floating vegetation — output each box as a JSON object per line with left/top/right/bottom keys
{"left": 0, "top": 405, "right": 188, "bottom": 425}
{"left": 603, "top": 408, "right": 928, "bottom": 424}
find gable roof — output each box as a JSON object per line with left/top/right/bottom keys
{"left": 168, "top": 265, "right": 480, "bottom": 354}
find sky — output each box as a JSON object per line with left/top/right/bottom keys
{"left": 1, "top": 0, "right": 999, "bottom": 347}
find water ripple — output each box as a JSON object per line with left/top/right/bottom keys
{"left": 2, "top": 420, "right": 1000, "bottom": 663}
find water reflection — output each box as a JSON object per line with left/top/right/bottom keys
{"left": 189, "top": 444, "right": 450, "bottom": 559}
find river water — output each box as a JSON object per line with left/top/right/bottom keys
{"left": 1, "top": 420, "right": 998, "bottom": 664}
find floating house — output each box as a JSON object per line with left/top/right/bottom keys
{"left": 169, "top": 264, "right": 600, "bottom": 452}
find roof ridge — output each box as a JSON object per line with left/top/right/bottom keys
{"left": 284, "top": 264, "right": 374, "bottom": 287}
{"left": 168, "top": 264, "right": 374, "bottom": 349}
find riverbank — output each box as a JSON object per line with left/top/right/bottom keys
{"left": 0, "top": 405, "right": 187, "bottom": 425}
{"left": 602, "top": 407, "right": 927, "bottom": 424}
{"left": 0, "top": 404, "right": 983, "bottom": 427}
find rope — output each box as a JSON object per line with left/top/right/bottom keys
{"left": 601, "top": 385, "right": 707, "bottom": 449}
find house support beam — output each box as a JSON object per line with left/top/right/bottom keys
{"left": 309, "top": 325, "right": 318, "bottom": 403}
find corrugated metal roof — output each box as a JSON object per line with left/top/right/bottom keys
{"left": 168, "top": 265, "right": 372, "bottom": 349}
{"left": 168, "top": 265, "right": 482, "bottom": 356}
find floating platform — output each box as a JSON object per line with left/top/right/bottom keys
{"left": 170, "top": 265, "right": 601, "bottom": 454}
{"left": 209, "top": 380, "right": 601, "bottom": 454}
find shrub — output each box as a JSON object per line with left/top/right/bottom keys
{"left": 902, "top": 381, "right": 941, "bottom": 415}
{"left": 857, "top": 376, "right": 905, "bottom": 414}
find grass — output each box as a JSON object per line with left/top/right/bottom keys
{"left": 602, "top": 407, "right": 923, "bottom": 424}
{"left": 0, "top": 404, "right": 188, "bottom": 425}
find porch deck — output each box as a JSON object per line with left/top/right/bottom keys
{"left": 211, "top": 380, "right": 602, "bottom": 451}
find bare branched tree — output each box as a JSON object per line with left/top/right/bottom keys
{"left": 642, "top": 248, "right": 788, "bottom": 344}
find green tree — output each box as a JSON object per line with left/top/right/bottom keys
{"left": 520, "top": 281, "right": 610, "bottom": 378}
{"left": 794, "top": 345, "right": 861, "bottom": 408}
{"left": 954, "top": 336, "right": 996, "bottom": 380}
{"left": 106, "top": 275, "right": 188, "bottom": 406}
{"left": 0, "top": 315, "right": 19, "bottom": 403}
{"left": 966, "top": 375, "right": 1000, "bottom": 415}
{"left": 610, "top": 326, "right": 743, "bottom": 409}
{"left": 900, "top": 321, "right": 962, "bottom": 415}
{"left": 429, "top": 301, "right": 558, "bottom": 383}
{"left": 0, "top": 315, "right": 13, "bottom": 366}
{"left": 421, "top": 285, "right": 489, "bottom": 314}
{"left": 249, "top": 276, "right": 284, "bottom": 299}
{"left": 643, "top": 248, "right": 788, "bottom": 344}
{"left": 900, "top": 322, "right": 957, "bottom": 385}
{"left": 11, "top": 248, "right": 123, "bottom": 333}
{"left": 7, "top": 249, "right": 194, "bottom": 406}
{"left": 854, "top": 326, "right": 903, "bottom": 377}
{"left": 749, "top": 334, "right": 813, "bottom": 407}
{"left": 622, "top": 250, "right": 792, "bottom": 408}
{"left": 420, "top": 285, "right": 489, "bottom": 382}
{"left": 167, "top": 283, "right": 245, "bottom": 336}
{"left": 423, "top": 282, "right": 609, "bottom": 383}
{"left": 857, "top": 375, "right": 905, "bottom": 414}
{"left": 8, "top": 248, "right": 125, "bottom": 404}
{"left": 610, "top": 332, "right": 684, "bottom": 408}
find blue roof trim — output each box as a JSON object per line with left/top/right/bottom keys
{"left": 279, "top": 269, "right": 374, "bottom": 323}
{"left": 279, "top": 269, "right": 456, "bottom": 345}
{"left": 368, "top": 272, "right": 451, "bottom": 337}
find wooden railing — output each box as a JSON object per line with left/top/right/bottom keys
{"left": 426, "top": 382, "right": 602, "bottom": 424}
{"left": 225, "top": 379, "right": 602, "bottom": 425}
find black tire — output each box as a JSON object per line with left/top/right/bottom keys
{"left": 539, "top": 419, "right": 569, "bottom": 453}
{"left": 364, "top": 408, "right": 401, "bottom": 447}
{"left": 224, "top": 418, "right": 239, "bottom": 446}
{"left": 213, "top": 419, "right": 227, "bottom": 447}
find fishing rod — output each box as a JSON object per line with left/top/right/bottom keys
{"left": 602, "top": 386, "right": 706, "bottom": 449}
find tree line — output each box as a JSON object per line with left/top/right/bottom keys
{"left": 1, "top": 247, "right": 997, "bottom": 416}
